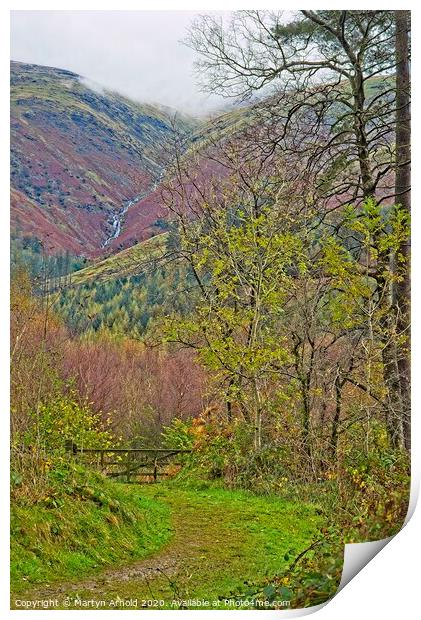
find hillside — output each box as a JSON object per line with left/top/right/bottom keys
{"left": 68, "top": 233, "right": 167, "bottom": 285}
{"left": 54, "top": 233, "right": 199, "bottom": 335}
{"left": 11, "top": 61, "right": 394, "bottom": 264}
{"left": 10, "top": 61, "right": 198, "bottom": 256}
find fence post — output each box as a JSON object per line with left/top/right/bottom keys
{"left": 65, "top": 439, "right": 77, "bottom": 456}
{"left": 126, "top": 451, "right": 131, "bottom": 483}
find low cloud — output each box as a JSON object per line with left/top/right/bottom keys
{"left": 10, "top": 10, "right": 228, "bottom": 116}
{"left": 79, "top": 76, "right": 105, "bottom": 96}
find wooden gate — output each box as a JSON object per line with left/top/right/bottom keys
{"left": 65, "top": 441, "right": 191, "bottom": 483}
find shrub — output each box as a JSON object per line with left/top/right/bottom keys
{"left": 29, "top": 393, "right": 112, "bottom": 453}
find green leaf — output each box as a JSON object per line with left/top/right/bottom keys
{"left": 263, "top": 584, "right": 276, "bottom": 601}
{"left": 278, "top": 586, "right": 293, "bottom": 601}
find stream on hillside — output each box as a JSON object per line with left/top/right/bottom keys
{"left": 101, "top": 169, "right": 165, "bottom": 249}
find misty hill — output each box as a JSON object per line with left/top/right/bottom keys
{"left": 10, "top": 61, "right": 198, "bottom": 257}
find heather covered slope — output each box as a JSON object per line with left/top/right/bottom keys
{"left": 10, "top": 61, "right": 198, "bottom": 256}
{"left": 10, "top": 61, "right": 278, "bottom": 261}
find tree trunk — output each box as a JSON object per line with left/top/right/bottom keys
{"left": 300, "top": 377, "right": 312, "bottom": 464}
{"left": 330, "top": 375, "right": 343, "bottom": 460}
{"left": 352, "top": 67, "right": 375, "bottom": 198}
{"left": 382, "top": 333, "right": 404, "bottom": 449}
{"left": 394, "top": 10, "right": 411, "bottom": 450}
{"left": 253, "top": 377, "right": 262, "bottom": 451}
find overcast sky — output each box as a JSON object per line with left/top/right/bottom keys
{"left": 10, "top": 11, "right": 230, "bottom": 115}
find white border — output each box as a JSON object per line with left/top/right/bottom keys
{"left": 2, "top": 2, "right": 420, "bottom": 618}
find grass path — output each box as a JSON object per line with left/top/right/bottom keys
{"left": 12, "top": 483, "right": 323, "bottom": 610}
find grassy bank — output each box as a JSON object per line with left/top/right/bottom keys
{"left": 12, "top": 480, "right": 336, "bottom": 610}
{"left": 10, "top": 468, "right": 171, "bottom": 594}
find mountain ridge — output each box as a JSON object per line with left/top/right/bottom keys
{"left": 10, "top": 60, "right": 199, "bottom": 257}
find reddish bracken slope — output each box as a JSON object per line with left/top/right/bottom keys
{"left": 10, "top": 61, "right": 197, "bottom": 257}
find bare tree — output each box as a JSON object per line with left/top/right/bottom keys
{"left": 186, "top": 9, "right": 411, "bottom": 450}
{"left": 187, "top": 11, "right": 399, "bottom": 206}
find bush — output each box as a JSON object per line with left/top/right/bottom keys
{"left": 231, "top": 532, "right": 343, "bottom": 609}
{"left": 27, "top": 393, "right": 113, "bottom": 453}
{"left": 339, "top": 447, "right": 410, "bottom": 541}
{"left": 11, "top": 392, "right": 113, "bottom": 504}
{"left": 161, "top": 417, "right": 194, "bottom": 450}
{"left": 163, "top": 416, "right": 292, "bottom": 493}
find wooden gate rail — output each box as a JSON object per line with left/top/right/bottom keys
{"left": 76, "top": 448, "right": 192, "bottom": 453}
